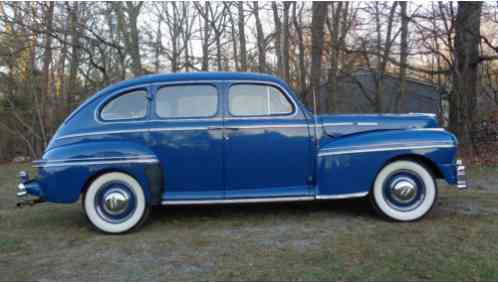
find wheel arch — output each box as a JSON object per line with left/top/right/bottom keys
{"left": 379, "top": 153, "right": 443, "bottom": 180}
{"left": 80, "top": 163, "right": 163, "bottom": 206}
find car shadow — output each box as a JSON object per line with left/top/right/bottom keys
{"left": 148, "top": 197, "right": 377, "bottom": 224}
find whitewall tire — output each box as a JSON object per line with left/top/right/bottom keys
{"left": 83, "top": 172, "right": 149, "bottom": 234}
{"left": 371, "top": 160, "right": 437, "bottom": 221}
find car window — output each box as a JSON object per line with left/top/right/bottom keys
{"left": 155, "top": 85, "right": 218, "bottom": 118}
{"left": 100, "top": 89, "right": 148, "bottom": 121}
{"left": 229, "top": 84, "right": 293, "bottom": 116}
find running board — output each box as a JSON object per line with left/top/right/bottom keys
{"left": 161, "top": 192, "right": 368, "bottom": 205}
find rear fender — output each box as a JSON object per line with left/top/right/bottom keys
{"left": 34, "top": 141, "right": 163, "bottom": 205}
{"left": 317, "top": 129, "right": 457, "bottom": 196}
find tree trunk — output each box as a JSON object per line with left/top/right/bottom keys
{"left": 397, "top": 1, "right": 408, "bottom": 113}
{"left": 238, "top": 2, "right": 247, "bottom": 71}
{"left": 282, "top": 2, "right": 291, "bottom": 82}
{"left": 310, "top": 2, "right": 328, "bottom": 113}
{"left": 326, "top": 2, "right": 343, "bottom": 113}
{"left": 272, "top": 2, "right": 283, "bottom": 77}
{"left": 450, "top": 2, "right": 482, "bottom": 146}
{"left": 253, "top": 2, "right": 266, "bottom": 73}
{"left": 293, "top": 3, "right": 306, "bottom": 99}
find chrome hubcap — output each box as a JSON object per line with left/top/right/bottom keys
{"left": 390, "top": 177, "right": 417, "bottom": 203}
{"left": 103, "top": 189, "right": 130, "bottom": 215}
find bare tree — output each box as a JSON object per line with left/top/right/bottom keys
{"left": 450, "top": 2, "right": 482, "bottom": 146}
{"left": 310, "top": 2, "right": 328, "bottom": 112}
{"left": 113, "top": 2, "right": 143, "bottom": 76}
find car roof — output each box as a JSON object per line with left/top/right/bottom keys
{"left": 101, "top": 72, "right": 288, "bottom": 94}
{"left": 63, "top": 72, "right": 292, "bottom": 124}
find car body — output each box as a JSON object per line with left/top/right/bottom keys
{"left": 16, "top": 72, "right": 467, "bottom": 233}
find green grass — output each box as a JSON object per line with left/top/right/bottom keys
{"left": 0, "top": 163, "right": 497, "bottom": 281}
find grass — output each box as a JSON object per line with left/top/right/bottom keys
{"left": 0, "top": 163, "right": 497, "bottom": 281}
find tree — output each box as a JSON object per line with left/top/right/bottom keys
{"left": 113, "top": 2, "right": 143, "bottom": 76}
{"left": 397, "top": 1, "right": 408, "bottom": 113}
{"left": 450, "top": 2, "right": 482, "bottom": 146}
{"left": 310, "top": 2, "right": 328, "bottom": 112}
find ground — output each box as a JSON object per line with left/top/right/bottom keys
{"left": 1, "top": 163, "right": 498, "bottom": 281}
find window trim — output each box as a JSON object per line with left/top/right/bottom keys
{"left": 227, "top": 83, "right": 296, "bottom": 118}
{"left": 98, "top": 88, "right": 149, "bottom": 122}
{"left": 154, "top": 83, "right": 220, "bottom": 120}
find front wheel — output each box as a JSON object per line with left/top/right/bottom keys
{"left": 371, "top": 160, "right": 437, "bottom": 221}
{"left": 83, "top": 172, "right": 150, "bottom": 234}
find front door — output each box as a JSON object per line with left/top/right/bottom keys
{"left": 223, "top": 83, "right": 313, "bottom": 198}
{"left": 149, "top": 83, "right": 224, "bottom": 200}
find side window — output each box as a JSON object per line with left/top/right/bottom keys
{"left": 229, "top": 84, "right": 293, "bottom": 116}
{"left": 100, "top": 89, "right": 148, "bottom": 121}
{"left": 155, "top": 85, "right": 218, "bottom": 118}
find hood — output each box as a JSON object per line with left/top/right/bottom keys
{"left": 319, "top": 113, "right": 439, "bottom": 137}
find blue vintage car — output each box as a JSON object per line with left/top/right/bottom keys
{"left": 16, "top": 72, "right": 467, "bottom": 233}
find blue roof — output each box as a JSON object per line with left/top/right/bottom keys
{"left": 63, "top": 72, "right": 292, "bottom": 124}
{"left": 101, "top": 72, "right": 287, "bottom": 95}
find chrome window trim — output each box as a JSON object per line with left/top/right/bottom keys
{"left": 224, "top": 80, "right": 300, "bottom": 120}
{"left": 154, "top": 83, "right": 220, "bottom": 120}
{"left": 96, "top": 88, "right": 150, "bottom": 123}
{"left": 318, "top": 144, "right": 455, "bottom": 157}
{"left": 93, "top": 79, "right": 300, "bottom": 124}
{"left": 93, "top": 80, "right": 227, "bottom": 125}
{"left": 34, "top": 158, "right": 159, "bottom": 168}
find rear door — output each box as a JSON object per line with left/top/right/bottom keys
{"left": 223, "top": 82, "right": 313, "bottom": 198}
{"left": 148, "top": 83, "right": 224, "bottom": 201}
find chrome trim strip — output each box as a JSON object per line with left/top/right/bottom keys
{"left": 162, "top": 196, "right": 315, "bottom": 205}
{"left": 316, "top": 191, "right": 369, "bottom": 199}
{"left": 56, "top": 123, "right": 311, "bottom": 140}
{"left": 33, "top": 155, "right": 157, "bottom": 164}
{"left": 34, "top": 158, "right": 159, "bottom": 168}
{"left": 318, "top": 144, "right": 455, "bottom": 157}
{"left": 230, "top": 124, "right": 308, "bottom": 130}
{"left": 322, "top": 122, "right": 354, "bottom": 126}
{"left": 56, "top": 128, "right": 147, "bottom": 140}
{"left": 320, "top": 141, "right": 454, "bottom": 152}
{"left": 356, "top": 122, "right": 379, "bottom": 126}
{"left": 151, "top": 126, "right": 209, "bottom": 132}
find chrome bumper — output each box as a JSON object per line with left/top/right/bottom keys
{"left": 16, "top": 171, "right": 44, "bottom": 207}
{"left": 456, "top": 159, "right": 467, "bottom": 190}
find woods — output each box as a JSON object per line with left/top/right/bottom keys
{"left": 0, "top": 1, "right": 496, "bottom": 161}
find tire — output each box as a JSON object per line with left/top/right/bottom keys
{"left": 371, "top": 160, "right": 437, "bottom": 221}
{"left": 83, "top": 172, "right": 150, "bottom": 234}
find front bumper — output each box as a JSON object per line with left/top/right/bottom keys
{"left": 16, "top": 171, "right": 44, "bottom": 207}
{"left": 456, "top": 159, "right": 467, "bottom": 189}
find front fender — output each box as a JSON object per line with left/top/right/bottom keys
{"left": 317, "top": 129, "right": 458, "bottom": 196}
{"left": 33, "top": 141, "right": 162, "bottom": 204}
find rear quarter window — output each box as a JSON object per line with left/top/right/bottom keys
{"left": 100, "top": 89, "right": 148, "bottom": 121}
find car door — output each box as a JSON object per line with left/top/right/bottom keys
{"left": 223, "top": 82, "right": 314, "bottom": 198}
{"left": 148, "top": 83, "right": 224, "bottom": 201}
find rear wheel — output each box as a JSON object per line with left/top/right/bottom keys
{"left": 83, "top": 172, "right": 149, "bottom": 234}
{"left": 371, "top": 160, "right": 437, "bottom": 221}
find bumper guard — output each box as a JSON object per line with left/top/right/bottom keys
{"left": 456, "top": 159, "right": 467, "bottom": 190}
{"left": 16, "top": 171, "right": 44, "bottom": 207}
